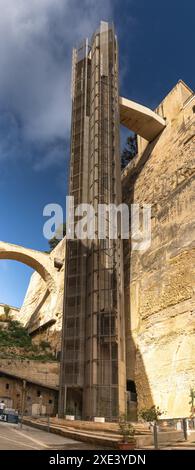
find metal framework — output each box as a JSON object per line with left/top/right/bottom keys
{"left": 59, "top": 22, "right": 126, "bottom": 420}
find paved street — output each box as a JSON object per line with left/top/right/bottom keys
{"left": 1, "top": 422, "right": 195, "bottom": 451}
{"left": 0, "top": 422, "right": 100, "bottom": 450}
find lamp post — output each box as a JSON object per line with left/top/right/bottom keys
{"left": 20, "top": 379, "right": 26, "bottom": 429}
{"left": 182, "top": 418, "right": 188, "bottom": 441}
{"left": 39, "top": 394, "right": 43, "bottom": 416}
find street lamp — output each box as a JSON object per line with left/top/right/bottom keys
{"left": 20, "top": 379, "right": 26, "bottom": 429}
{"left": 39, "top": 394, "right": 43, "bottom": 416}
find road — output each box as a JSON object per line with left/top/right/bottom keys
{"left": 0, "top": 422, "right": 100, "bottom": 450}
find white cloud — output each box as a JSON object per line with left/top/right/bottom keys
{"left": 0, "top": 0, "right": 113, "bottom": 165}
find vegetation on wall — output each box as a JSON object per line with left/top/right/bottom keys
{"left": 0, "top": 319, "right": 56, "bottom": 361}
{"left": 189, "top": 388, "right": 195, "bottom": 416}
{"left": 0, "top": 320, "right": 31, "bottom": 348}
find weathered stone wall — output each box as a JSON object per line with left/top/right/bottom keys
{"left": 0, "top": 358, "right": 59, "bottom": 388}
{"left": 122, "top": 81, "right": 195, "bottom": 418}
{"left": 0, "top": 359, "right": 59, "bottom": 414}
{"left": 19, "top": 238, "right": 65, "bottom": 354}
{"left": 0, "top": 304, "right": 19, "bottom": 319}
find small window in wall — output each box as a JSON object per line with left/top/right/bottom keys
{"left": 37, "top": 390, "right": 41, "bottom": 397}
{"left": 16, "top": 393, "right": 20, "bottom": 398}
{"left": 127, "top": 380, "right": 136, "bottom": 393}
{"left": 5, "top": 384, "right": 9, "bottom": 390}
{"left": 193, "top": 105, "right": 195, "bottom": 114}
{"left": 49, "top": 399, "right": 53, "bottom": 404}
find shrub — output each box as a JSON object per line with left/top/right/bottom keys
{"left": 0, "top": 320, "right": 31, "bottom": 348}
{"left": 139, "top": 406, "right": 163, "bottom": 423}
{"left": 0, "top": 319, "right": 56, "bottom": 361}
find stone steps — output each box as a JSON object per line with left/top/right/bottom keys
{"left": 50, "top": 417, "right": 151, "bottom": 435}
{"left": 23, "top": 417, "right": 185, "bottom": 449}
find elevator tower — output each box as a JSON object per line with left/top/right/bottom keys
{"left": 59, "top": 21, "right": 126, "bottom": 420}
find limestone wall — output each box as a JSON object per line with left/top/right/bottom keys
{"left": 0, "top": 359, "right": 59, "bottom": 415}
{"left": 19, "top": 238, "right": 65, "bottom": 354}
{"left": 0, "top": 358, "right": 59, "bottom": 388}
{"left": 122, "top": 81, "right": 195, "bottom": 418}
{"left": 0, "top": 304, "right": 19, "bottom": 319}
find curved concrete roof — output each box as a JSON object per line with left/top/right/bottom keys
{"left": 119, "top": 96, "right": 166, "bottom": 141}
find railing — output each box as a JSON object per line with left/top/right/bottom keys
{"left": 158, "top": 417, "right": 195, "bottom": 432}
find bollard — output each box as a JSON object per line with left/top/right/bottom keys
{"left": 153, "top": 422, "right": 158, "bottom": 450}
{"left": 182, "top": 418, "right": 188, "bottom": 441}
{"left": 47, "top": 415, "right": 50, "bottom": 433}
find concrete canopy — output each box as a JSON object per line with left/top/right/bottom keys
{"left": 119, "top": 96, "right": 166, "bottom": 141}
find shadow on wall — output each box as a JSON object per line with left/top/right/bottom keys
{"left": 122, "top": 137, "right": 163, "bottom": 418}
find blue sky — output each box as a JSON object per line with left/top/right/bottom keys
{"left": 0, "top": 0, "right": 194, "bottom": 308}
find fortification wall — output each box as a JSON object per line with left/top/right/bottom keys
{"left": 122, "top": 81, "right": 195, "bottom": 418}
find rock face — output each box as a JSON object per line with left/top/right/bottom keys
{"left": 17, "top": 81, "right": 194, "bottom": 419}
{"left": 122, "top": 81, "right": 195, "bottom": 418}
{"left": 19, "top": 239, "right": 65, "bottom": 355}
{"left": 0, "top": 304, "right": 19, "bottom": 319}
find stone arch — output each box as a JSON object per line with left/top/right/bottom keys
{"left": 0, "top": 241, "right": 56, "bottom": 293}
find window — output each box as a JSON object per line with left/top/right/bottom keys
{"left": 37, "top": 390, "right": 41, "bottom": 397}
{"left": 192, "top": 105, "right": 195, "bottom": 113}
{"left": 127, "top": 380, "right": 136, "bottom": 393}
{"left": 5, "top": 383, "right": 9, "bottom": 390}
{"left": 127, "top": 380, "right": 137, "bottom": 402}
{"left": 49, "top": 399, "right": 53, "bottom": 404}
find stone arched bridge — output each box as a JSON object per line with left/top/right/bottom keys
{"left": 0, "top": 241, "right": 57, "bottom": 293}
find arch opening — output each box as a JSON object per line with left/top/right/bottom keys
{"left": 0, "top": 260, "right": 34, "bottom": 309}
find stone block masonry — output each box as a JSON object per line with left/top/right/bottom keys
{"left": 122, "top": 80, "right": 195, "bottom": 418}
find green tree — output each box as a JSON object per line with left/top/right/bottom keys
{"left": 121, "top": 134, "right": 138, "bottom": 170}
{"left": 48, "top": 223, "right": 66, "bottom": 252}
{"left": 189, "top": 388, "right": 195, "bottom": 416}
{"left": 139, "top": 405, "right": 163, "bottom": 423}
{"left": 118, "top": 414, "right": 135, "bottom": 443}
{"left": 139, "top": 406, "right": 164, "bottom": 450}
{"left": 4, "top": 304, "right": 11, "bottom": 320}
